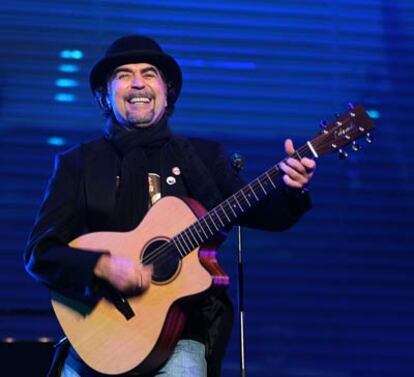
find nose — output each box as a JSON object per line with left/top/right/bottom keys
{"left": 131, "top": 74, "right": 145, "bottom": 89}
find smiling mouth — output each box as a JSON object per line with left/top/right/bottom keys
{"left": 128, "top": 96, "right": 151, "bottom": 104}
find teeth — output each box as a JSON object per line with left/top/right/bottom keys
{"left": 129, "top": 97, "right": 150, "bottom": 104}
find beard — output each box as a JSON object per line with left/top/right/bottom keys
{"left": 125, "top": 109, "right": 156, "bottom": 128}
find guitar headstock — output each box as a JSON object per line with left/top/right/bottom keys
{"left": 310, "top": 104, "right": 376, "bottom": 158}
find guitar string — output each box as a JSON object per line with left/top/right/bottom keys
{"left": 140, "top": 143, "right": 313, "bottom": 267}
{"left": 145, "top": 125, "right": 368, "bottom": 262}
{"left": 140, "top": 164, "right": 284, "bottom": 266}
{"left": 141, "top": 143, "right": 314, "bottom": 267}
{"left": 141, "top": 123, "right": 366, "bottom": 268}
{"left": 142, "top": 118, "right": 365, "bottom": 265}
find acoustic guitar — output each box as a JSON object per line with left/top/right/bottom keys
{"left": 51, "top": 104, "right": 375, "bottom": 375}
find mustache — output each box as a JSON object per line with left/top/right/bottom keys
{"left": 126, "top": 91, "right": 153, "bottom": 100}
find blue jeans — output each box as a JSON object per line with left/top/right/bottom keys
{"left": 61, "top": 339, "right": 207, "bottom": 377}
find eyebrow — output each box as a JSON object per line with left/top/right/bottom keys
{"left": 112, "top": 65, "right": 160, "bottom": 77}
{"left": 141, "top": 66, "right": 160, "bottom": 76}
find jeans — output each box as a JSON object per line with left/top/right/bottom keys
{"left": 61, "top": 339, "right": 207, "bottom": 377}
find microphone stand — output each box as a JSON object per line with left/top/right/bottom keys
{"left": 237, "top": 225, "right": 246, "bottom": 377}
{"left": 231, "top": 153, "right": 247, "bottom": 377}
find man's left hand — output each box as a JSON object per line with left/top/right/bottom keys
{"left": 279, "top": 138, "right": 316, "bottom": 190}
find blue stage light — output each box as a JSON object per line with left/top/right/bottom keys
{"left": 177, "top": 58, "right": 256, "bottom": 70}
{"left": 58, "top": 64, "right": 79, "bottom": 73}
{"left": 55, "top": 78, "right": 79, "bottom": 88}
{"left": 60, "top": 50, "right": 84, "bottom": 59}
{"left": 367, "top": 109, "right": 381, "bottom": 119}
{"left": 47, "top": 137, "right": 66, "bottom": 146}
{"left": 54, "top": 93, "right": 76, "bottom": 102}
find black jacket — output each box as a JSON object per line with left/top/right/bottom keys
{"left": 25, "top": 135, "right": 311, "bottom": 376}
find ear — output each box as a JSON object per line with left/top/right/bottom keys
{"left": 95, "top": 91, "right": 111, "bottom": 110}
{"left": 105, "top": 83, "right": 112, "bottom": 108}
{"left": 102, "top": 90, "right": 112, "bottom": 109}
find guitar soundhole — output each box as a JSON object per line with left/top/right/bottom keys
{"left": 142, "top": 239, "right": 181, "bottom": 284}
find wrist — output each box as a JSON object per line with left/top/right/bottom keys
{"left": 285, "top": 185, "right": 309, "bottom": 197}
{"left": 94, "top": 254, "right": 111, "bottom": 278}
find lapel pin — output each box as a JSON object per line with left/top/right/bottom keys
{"left": 172, "top": 166, "right": 181, "bottom": 176}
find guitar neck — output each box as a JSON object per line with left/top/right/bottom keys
{"left": 164, "top": 103, "right": 375, "bottom": 259}
{"left": 171, "top": 143, "right": 314, "bottom": 258}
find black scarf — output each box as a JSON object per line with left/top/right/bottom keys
{"left": 104, "top": 116, "right": 224, "bottom": 231}
{"left": 105, "top": 116, "right": 172, "bottom": 230}
{"left": 105, "top": 116, "right": 172, "bottom": 155}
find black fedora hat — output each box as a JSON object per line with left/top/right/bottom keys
{"left": 89, "top": 35, "right": 182, "bottom": 104}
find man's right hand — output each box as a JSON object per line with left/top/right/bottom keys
{"left": 94, "top": 254, "right": 153, "bottom": 293}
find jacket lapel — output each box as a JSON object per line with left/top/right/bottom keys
{"left": 81, "top": 138, "right": 120, "bottom": 230}
{"left": 168, "top": 137, "right": 224, "bottom": 210}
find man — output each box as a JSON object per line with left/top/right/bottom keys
{"left": 24, "top": 35, "right": 316, "bottom": 377}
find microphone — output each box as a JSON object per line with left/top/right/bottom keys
{"left": 231, "top": 152, "right": 244, "bottom": 172}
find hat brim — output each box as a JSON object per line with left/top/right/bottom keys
{"left": 89, "top": 50, "right": 182, "bottom": 104}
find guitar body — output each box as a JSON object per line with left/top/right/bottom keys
{"left": 51, "top": 196, "right": 229, "bottom": 375}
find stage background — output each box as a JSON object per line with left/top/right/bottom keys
{"left": 1, "top": 1, "right": 413, "bottom": 376}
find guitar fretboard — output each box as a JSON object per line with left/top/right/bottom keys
{"left": 171, "top": 143, "right": 313, "bottom": 258}
{"left": 140, "top": 104, "right": 375, "bottom": 267}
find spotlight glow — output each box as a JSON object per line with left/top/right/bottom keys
{"left": 58, "top": 64, "right": 79, "bottom": 73}
{"left": 60, "top": 50, "right": 84, "bottom": 59}
{"left": 54, "top": 93, "right": 76, "bottom": 102}
{"left": 367, "top": 109, "right": 381, "bottom": 119}
{"left": 55, "top": 78, "right": 78, "bottom": 88}
{"left": 47, "top": 137, "right": 66, "bottom": 146}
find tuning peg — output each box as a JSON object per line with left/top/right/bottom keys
{"left": 338, "top": 149, "right": 348, "bottom": 159}
{"left": 347, "top": 102, "right": 355, "bottom": 110}
{"left": 320, "top": 120, "right": 328, "bottom": 133}
{"left": 351, "top": 141, "right": 360, "bottom": 151}
{"left": 366, "top": 133, "right": 373, "bottom": 143}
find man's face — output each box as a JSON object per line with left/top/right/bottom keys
{"left": 106, "top": 63, "right": 168, "bottom": 128}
